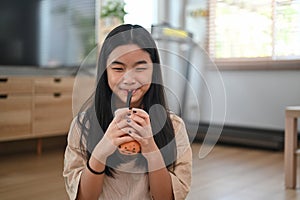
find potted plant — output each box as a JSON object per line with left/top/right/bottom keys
{"left": 100, "top": 0, "right": 127, "bottom": 25}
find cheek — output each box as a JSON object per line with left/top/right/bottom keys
{"left": 107, "top": 73, "right": 122, "bottom": 90}
{"left": 137, "top": 71, "right": 153, "bottom": 85}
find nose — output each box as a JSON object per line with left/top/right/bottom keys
{"left": 122, "top": 70, "right": 136, "bottom": 85}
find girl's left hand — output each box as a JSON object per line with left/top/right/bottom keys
{"left": 126, "top": 108, "right": 159, "bottom": 154}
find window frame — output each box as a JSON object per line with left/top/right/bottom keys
{"left": 207, "top": 0, "right": 300, "bottom": 71}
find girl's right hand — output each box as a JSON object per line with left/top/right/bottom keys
{"left": 91, "top": 108, "right": 134, "bottom": 163}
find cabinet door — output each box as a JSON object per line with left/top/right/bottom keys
{"left": 33, "top": 94, "right": 73, "bottom": 136}
{"left": 0, "top": 95, "right": 32, "bottom": 141}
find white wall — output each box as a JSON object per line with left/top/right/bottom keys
{"left": 201, "top": 70, "right": 300, "bottom": 130}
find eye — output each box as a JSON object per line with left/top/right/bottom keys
{"left": 135, "top": 65, "right": 148, "bottom": 72}
{"left": 109, "top": 61, "right": 125, "bottom": 72}
{"left": 111, "top": 66, "right": 125, "bottom": 72}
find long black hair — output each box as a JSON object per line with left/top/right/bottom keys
{"left": 78, "top": 24, "right": 177, "bottom": 176}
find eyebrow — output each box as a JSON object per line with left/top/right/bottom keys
{"left": 110, "top": 60, "right": 148, "bottom": 67}
{"left": 135, "top": 60, "right": 148, "bottom": 66}
{"left": 110, "top": 61, "right": 125, "bottom": 66}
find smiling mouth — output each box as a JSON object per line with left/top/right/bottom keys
{"left": 125, "top": 88, "right": 138, "bottom": 95}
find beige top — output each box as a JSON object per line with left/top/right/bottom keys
{"left": 63, "top": 113, "right": 192, "bottom": 200}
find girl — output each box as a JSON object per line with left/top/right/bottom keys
{"left": 63, "top": 24, "right": 192, "bottom": 200}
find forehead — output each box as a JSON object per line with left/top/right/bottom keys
{"left": 107, "top": 44, "right": 151, "bottom": 64}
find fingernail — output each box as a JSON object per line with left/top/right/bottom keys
{"left": 133, "top": 110, "right": 137, "bottom": 113}
{"left": 127, "top": 119, "right": 131, "bottom": 123}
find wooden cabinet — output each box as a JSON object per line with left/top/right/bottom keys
{"left": 0, "top": 76, "right": 74, "bottom": 144}
{"left": 0, "top": 77, "right": 33, "bottom": 141}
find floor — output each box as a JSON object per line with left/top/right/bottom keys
{"left": 187, "top": 143, "right": 300, "bottom": 200}
{"left": 1, "top": 142, "right": 300, "bottom": 200}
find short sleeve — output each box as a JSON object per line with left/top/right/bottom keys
{"left": 63, "top": 117, "right": 86, "bottom": 200}
{"left": 169, "top": 114, "right": 193, "bottom": 200}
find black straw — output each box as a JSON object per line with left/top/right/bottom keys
{"left": 126, "top": 90, "right": 132, "bottom": 108}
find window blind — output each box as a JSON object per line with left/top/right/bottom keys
{"left": 208, "top": 0, "right": 300, "bottom": 69}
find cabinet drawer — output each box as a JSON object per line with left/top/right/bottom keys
{"left": 0, "top": 95, "right": 32, "bottom": 140}
{"left": 0, "top": 77, "right": 33, "bottom": 94}
{"left": 33, "top": 94, "right": 73, "bottom": 136}
{"left": 35, "top": 77, "right": 74, "bottom": 94}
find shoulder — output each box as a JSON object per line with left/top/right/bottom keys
{"left": 69, "top": 112, "right": 87, "bottom": 132}
{"left": 169, "top": 112, "right": 186, "bottom": 134}
{"left": 168, "top": 112, "right": 191, "bottom": 151}
{"left": 67, "top": 112, "right": 87, "bottom": 148}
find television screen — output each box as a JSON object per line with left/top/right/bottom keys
{"left": 0, "top": 0, "right": 96, "bottom": 68}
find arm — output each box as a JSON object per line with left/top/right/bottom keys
{"left": 63, "top": 109, "right": 135, "bottom": 200}
{"left": 128, "top": 109, "right": 174, "bottom": 199}
{"left": 77, "top": 157, "right": 106, "bottom": 200}
{"left": 168, "top": 115, "right": 192, "bottom": 200}
{"left": 142, "top": 132, "right": 192, "bottom": 200}
{"left": 140, "top": 113, "right": 192, "bottom": 200}
{"left": 63, "top": 117, "right": 106, "bottom": 200}
{"left": 145, "top": 149, "right": 174, "bottom": 200}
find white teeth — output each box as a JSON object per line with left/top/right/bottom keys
{"left": 123, "top": 89, "right": 137, "bottom": 95}
{"left": 128, "top": 89, "right": 136, "bottom": 93}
